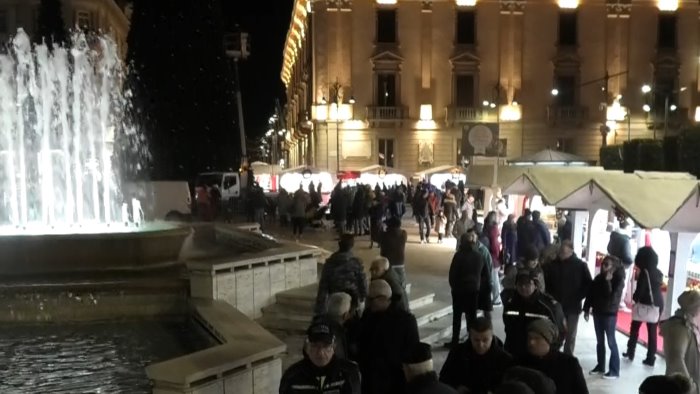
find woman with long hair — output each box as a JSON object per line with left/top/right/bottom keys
{"left": 624, "top": 246, "right": 664, "bottom": 367}
{"left": 484, "top": 211, "right": 502, "bottom": 305}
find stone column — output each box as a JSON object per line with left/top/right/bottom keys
{"left": 665, "top": 232, "right": 696, "bottom": 319}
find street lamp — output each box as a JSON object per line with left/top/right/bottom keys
{"left": 641, "top": 84, "right": 687, "bottom": 139}
{"left": 551, "top": 89, "right": 559, "bottom": 96}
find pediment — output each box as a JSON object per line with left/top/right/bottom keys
{"left": 450, "top": 50, "right": 481, "bottom": 66}
{"left": 370, "top": 48, "right": 404, "bottom": 63}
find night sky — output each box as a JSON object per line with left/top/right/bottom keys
{"left": 222, "top": 1, "right": 294, "bottom": 141}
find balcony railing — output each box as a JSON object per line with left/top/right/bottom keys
{"left": 547, "top": 106, "right": 588, "bottom": 126}
{"left": 646, "top": 107, "right": 688, "bottom": 131}
{"left": 366, "top": 106, "right": 407, "bottom": 120}
{"left": 445, "top": 106, "right": 486, "bottom": 124}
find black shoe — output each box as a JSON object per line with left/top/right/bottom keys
{"left": 589, "top": 367, "right": 604, "bottom": 375}
{"left": 622, "top": 351, "right": 634, "bottom": 361}
{"left": 642, "top": 358, "right": 655, "bottom": 367}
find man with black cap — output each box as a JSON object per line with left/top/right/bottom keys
{"left": 403, "top": 342, "right": 457, "bottom": 394}
{"left": 519, "top": 319, "right": 588, "bottom": 394}
{"left": 315, "top": 233, "right": 368, "bottom": 315}
{"left": 279, "top": 319, "right": 361, "bottom": 394}
{"left": 503, "top": 269, "right": 566, "bottom": 358}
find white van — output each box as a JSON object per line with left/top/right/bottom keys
{"left": 195, "top": 172, "right": 242, "bottom": 202}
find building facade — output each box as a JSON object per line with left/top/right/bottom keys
{"left": 282, "top": 0, "right": 700, "bottom": 175}
{"left": 0, "top": 0, "right": 130, "bottom": 57}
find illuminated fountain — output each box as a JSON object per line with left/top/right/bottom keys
{"left": 0, "top": 28, "right": 134, "bottom": 235}
{"left": 0, "top": 29, "right": 187, "bottom": 275}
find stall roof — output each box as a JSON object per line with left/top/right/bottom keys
{"left": 415, "top": 165, "right": 467, "bottom": 177}
{"left": 279, "top": 165, "right": 325, "bottom": 175}
{"left": 556, "top": 175, "right": 699, "bottom": 229}
{"left": 358, "top": 165, "right": 409, "bottom": 177}
{"left": 466, "top": 165, "right": 530, "bottom": 188}
{"left": 509, "top": 148, "right": 595, "bottom": 165}
{"left": 513, "top": 167, "right": 612, "bottom": 205}
{"left": 663, "top": 184, "right": 700, "bottom": 233}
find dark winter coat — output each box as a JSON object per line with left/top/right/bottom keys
{"left": 583, "top": 268, "right": 625, "bottom": 316}
{"left": 358, "top": 307, "right": 420, "bottom": 394}
{"left": 443, "top": 194, "right": 459, "bottom": 221}
{"left": 331, "top": 189, "right": 350, "bottom": 222}
{"left": 633, "top": 267, "right": 664, "bottom": 309}
{"left": 543, "top": 255, "right": 592, "bottom": 315}
{"left": 519, "top": 351, "right": 589, "bottom": 394}
{"left": 439, "top": 336, "right": 514, "bottom": 394}
{"left": 279, "top": 356, "right": 361, "bottom": 394}
{"left": 449, "top": 245, "right": 488, "bottom": 294}
{"left": 412, "top": 189, "right": 429, "bottom": 218}
{"left": 315, "top": 251, "right": 368, "bottom": 315}
{"left": 380, "top": 227, "right": 407, "bottom": 266}
{"left": 516, "top": 218, "right": 537, "bottom": 257}
{"left": 534, "top": 220, "right": 551, "bottom": 251}
{"left": 406, "top": 372, "right": 457, "bottom": 394}
{"left": 502, "top": 291, "right": 566, "bottom": 358}
{"left": 502, "top": 221, "right": 518, "bottom": 265}
{"left": 607, "top": 231, "right": 633, "bottom": 267}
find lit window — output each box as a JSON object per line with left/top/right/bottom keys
{"left": 558, "top": 0, "right": 579, "bottom": 9}
{"left": 377, "top": 0, "right": 397, "bottom": 4}
{"left": 658, "top": 0, "right": 678, "bottom": 11}
{"left": 456, "top": 0, "right": 477, "bottom": 5}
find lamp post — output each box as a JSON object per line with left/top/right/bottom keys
{"left": 641, "top": 84, "right": 686, "bottom": 140}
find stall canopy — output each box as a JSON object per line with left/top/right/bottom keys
{"left": 504, "top": 167, "right": 610, "bottom": 204}
{"left": 279, "top": 166, "right": 334, "bottom": 193}
{"left": 663, "top": 183, "right": 700, "bottom": 233}
{"left": 509, "top": 149, "right": 595, "bottom": 166}
{"left": 415, "top": 165, "right": 467, "bottom": 187}
{"left": 358, "top": 165, "right": 408, "bottom": 187}
{"left": 466, "top": 165, "right": 529, "bottom": 188}
{"left": 555, "top": 174, "right": 698, "bottom": 229}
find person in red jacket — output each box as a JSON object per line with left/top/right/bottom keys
{"left": 484, "top": 211, "right": 503, "bottom": 305}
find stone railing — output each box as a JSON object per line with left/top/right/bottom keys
{"left": 366, "top": 105, "right": 408, "bottom": 120}
{"left": 188, "top": 243, "right": 321, "bottom": 319}
{"left": 147, "top": 299, "right": 286, "bottom": 394}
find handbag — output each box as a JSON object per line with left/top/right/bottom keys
{"left": 632, "top": 269, "right": 661, "bottom": 323}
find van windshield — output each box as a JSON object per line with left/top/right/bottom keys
{"left": 196, "top": 174, "right": 222, "bottom": 188}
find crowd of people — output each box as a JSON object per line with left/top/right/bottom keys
{"left": 276, "top": 179, "right": 700, "bottom": 394}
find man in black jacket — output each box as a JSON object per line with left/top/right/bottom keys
{"left": 607, "top": 220, "right": 633, "bottom": 309}
{"left": 448, "top": 232, "right": 490, "bottom": 346}
{"left": 279, "top": 320, "right": 361, "bottom": 394}
{"left": 543, "top": 240, "right": 592, "bottom": 355}
{"left": 370, "top": 257, "right": 409, "bottom": 311}
{"left": 440, "top": 317, "right": 514, "bottom": 393}
{"left": 315, "top": 234, "right": 368, "bottom": 315}
{"left": 503, "top": 270, "right": 566, "bottom": 358}
{"left": 358, "top": 279, "right": 420, "bottom": 394}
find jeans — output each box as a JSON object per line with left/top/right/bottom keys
{"left": 594, "top": 314, "right": 620, "bottom": 375}
{"left": 491, "top": 267, "right": 502, "bottom": 304}
{"left": 627, "top": 319, "right": 659, "bottom": 361}
{"left": 391, "top": 265, "right": 406, "bottom": 290}
{"left": 564, "top": 313, "right": 580, "bottom": 355}
{"left": 254, "top": 208, "right": 265, "bottom": 231}
{"left": 451, "top": 291, "right": 479, "bottom": 345}
{"left": 416, "top": 215, "right": 431, "bottom": 241}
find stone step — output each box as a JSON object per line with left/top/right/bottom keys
{"left": 274, "top": 283, "right": 431, "bottom": 311}
{"left": 412, "top": 301, "right": 452, "bottom": 327}
{"left": 419, "top": 314, "right": 454, "bottom": 345}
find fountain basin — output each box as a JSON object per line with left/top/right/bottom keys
{"left": 0, "top": 223, "right": 190, "bottom": 276}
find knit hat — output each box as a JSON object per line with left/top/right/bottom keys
{"left": 639, "top": 374, "right": 692, "bottom": 394}
{"left": 678, "top": 290, "right": 700, "bottom": 314}
{"left": 527, "top": 319, "right": 558, "bottom": 345}
{"left": 502, "top": 367, "right": 557, "bottom": 394}
{"left": 402, "top": 342, "right": 433, "bottom": 365}
{"left": 368, "top": 279, "right": 392, "bottom": 298}
{"left": 495, "top": 381, "right": 535, "bottom": 394}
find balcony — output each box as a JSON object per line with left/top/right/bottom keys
{"left": 445, "top": 106, "right": 487, "bottom": 125}
{"left": 547, "top": 106, "right": 588, "bottom": 126}
{"left": 366, "top": 106, "right": 407, "bottom": 121}
{"left": 645, "top": 107, "right": 688, "bottom": 132}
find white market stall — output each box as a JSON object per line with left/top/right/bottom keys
{"left": 358, "top": 165, "right": 408, "bottom": 188}
{"left": 415, "top": 165, "right": 467, "bottom": 189}
{"left": 250, "top": 161, "right": 283, "bottom": 193}
{"left": 279, "top": 166, "right": 334, "bottom": 195}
